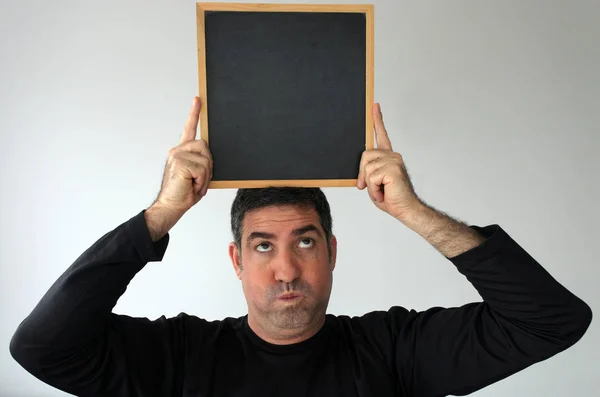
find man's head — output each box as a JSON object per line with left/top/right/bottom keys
{"left": 228, "top": 187, "right": 337, "bottom": 343}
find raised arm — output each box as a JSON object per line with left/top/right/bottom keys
{"left": 10, "top": 210, "right": 181, "bottom": 396}
{"left": 391, "top": 205, "right": 591, "bottom": 396}
{"left": 9, "top": 97, "right": 213, "bottom": 396}
{"left": 357, "top": 103, "right": 592, "bottom": 396}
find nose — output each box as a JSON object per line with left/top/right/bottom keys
{"left": 272, "top": 247, "right": 301, "bottom": 284}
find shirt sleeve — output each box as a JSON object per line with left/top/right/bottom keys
{"left": 9, "top": 210, "right": 186, "bottom": 397}
{"left": 357, "top": 224, "right": 592, "bottom": 397}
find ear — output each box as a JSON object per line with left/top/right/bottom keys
{"left": 330, "top": 235, "right": 338, "bottom": 271}
{"left": 228, "top": 242, "right": 243, "bottom": 280}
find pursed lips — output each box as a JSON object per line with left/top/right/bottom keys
{"left": 278, "top": 293, "right": 303, "bottom": 300}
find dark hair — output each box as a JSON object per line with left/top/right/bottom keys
{"left": 231, "top": 187, "right": 333, "bottom": 263}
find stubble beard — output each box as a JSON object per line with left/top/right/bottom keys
{"left": 265, "top": 298, "right": 324, "bottom": 330}
{"left": 259, "top": 279, "right": 329, "bottom": 331}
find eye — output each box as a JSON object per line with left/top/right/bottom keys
{"left": 255, "top": 242, "right": 272, "bottom": 252}
{"left": 298, "top": 238, "right": 314, "bottom": 248}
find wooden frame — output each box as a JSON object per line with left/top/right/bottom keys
{"left": 196, "top": 2, "right": 375, "bottom": 188}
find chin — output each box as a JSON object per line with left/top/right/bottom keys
{"left": 268, "top": 302, "right": 323, "bottom": 330}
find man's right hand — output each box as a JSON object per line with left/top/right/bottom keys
{"left": 145, "top": 96, "right": 213, "bottom": 241}
{"left": 155, "top": 96, "right": 213, "bottom": 212}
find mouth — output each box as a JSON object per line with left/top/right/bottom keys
{"left": 277, "top": 293, "right": 303, "bottom": 301}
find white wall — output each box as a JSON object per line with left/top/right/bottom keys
{"left": 1, "top": 0, "right": 598, "bottom": 396}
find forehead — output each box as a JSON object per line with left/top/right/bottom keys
{"left": 242, "top": 205, "right": 322, "bottom": 237}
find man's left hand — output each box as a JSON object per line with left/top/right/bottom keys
{"left": 357, "top": 103, "right": 422, "bottom": 220}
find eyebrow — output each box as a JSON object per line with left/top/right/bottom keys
{"left": 246, "top": 224, "right": 323, "bottom": 243}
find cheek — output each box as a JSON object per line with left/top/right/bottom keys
{"left": 241, "top": 268, "right": 274, "bottom": 300}
{"left": 303, "top": 263, "right": 333, "bottom": 293}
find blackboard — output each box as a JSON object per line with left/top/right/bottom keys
{"left": 196, "top": 3, "right": 374, "bottom": 188}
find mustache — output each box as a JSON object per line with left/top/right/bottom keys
{"left": 265, "top": 279, "right": 313, "bottom": 301}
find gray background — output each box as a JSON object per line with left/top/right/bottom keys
{"left": 1, "top": 0, "right": 598, "bottom": 396}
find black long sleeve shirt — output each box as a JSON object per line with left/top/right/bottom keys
{"left": 9, "top": 210, "right": 592, "bottom": 397}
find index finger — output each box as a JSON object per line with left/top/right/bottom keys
{"left": 180, "top": 96, "right": 201, "bottom": 144}
{"left": 373, "top": 103, "right": 392, "bottom": 150}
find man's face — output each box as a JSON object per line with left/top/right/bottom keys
{"left": 229, "top": 205, "right": 337, "bottom": 333}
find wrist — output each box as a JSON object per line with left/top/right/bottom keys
{"left": 395, "top": 200, "right": 453, "bottom": 241}
{"left": 396, "top": 201, "right": 487, "bottom": 257}
{"left": 394, "top": 200, "right": 431, "bottom": 231}
{"left": 144, "top": 203, "right": 185, "bottom": 242}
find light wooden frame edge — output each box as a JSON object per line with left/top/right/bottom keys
{"left": 196, "top": 2, "right": 374, "bottom": 189}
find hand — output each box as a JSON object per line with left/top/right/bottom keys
{"left": 153, "top": 96, "right": 213, "bottom": 215}
{"left": 357, "top": 103, "right": 421, "bottom": 220}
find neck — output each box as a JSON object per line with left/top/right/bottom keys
{"left": 247, "top": 313, "right": 326, "bottom": 345}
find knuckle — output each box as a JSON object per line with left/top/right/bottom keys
{"left": 171, "top": 158, "right": 182, "bottom": 169}
{"left": 360, "top": 150, "right": 371, "bottom": 163}
{"left": 172, "top": 155, "right": 189, "bottom": 169}
{"left": 369, "top": 171, "right": 381, "bottom": 183}
{"left": 180, "top": 141, "right": 193, "bottom": 151}
{"left": 188, "top": 141, "right": 203, "bottom": 153}
{"left": 198, "top": 153, "right": 211, "bottom": 167}
{"left": 196, "top": 159, "right": 208, "bottom": 171}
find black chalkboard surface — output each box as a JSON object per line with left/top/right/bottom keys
{"left": 196, "top": 3, "right": 374, "bottom": 188}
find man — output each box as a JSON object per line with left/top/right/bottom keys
{"left": 10, "top": 97, "right": 591, "bottom": 397}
